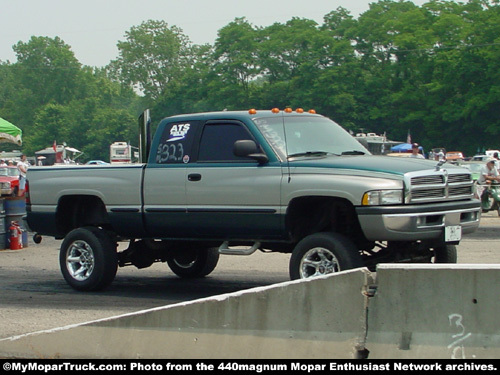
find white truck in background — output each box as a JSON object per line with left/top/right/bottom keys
{"left": 110, "top": 142, "right": 137, "bottom": 164}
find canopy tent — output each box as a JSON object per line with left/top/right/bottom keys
{"left": 0, "top": 117, "right": 22, "bottom": 146}
{"left": 35, "top": 144, "right": 82, "bottom": 165}
{"left": 390, "top": 143, "right": 423, "bottom": 153}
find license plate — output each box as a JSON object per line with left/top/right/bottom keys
{"left": 445, "top": 225, "right": 462, "bottom": 242}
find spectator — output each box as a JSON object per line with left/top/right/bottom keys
{"left": 435, "top": 149, "right": 445, "bottom": 161}
{"left": 477, "top": 159, "right": 500, "bottom": 201}
{"left": 409, "top": 143, "right": 425, "bottom": 159}
{"left": 493, "top": 152, "right": 500, "bottom": 171}
{"left": 17, "top": 154, "right": 29, "bottom": 197}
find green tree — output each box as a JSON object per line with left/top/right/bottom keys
{"left": 208, "top": 17, "right": 262, "bottom": 109}
{"left": 109, "top": 20, "right": 192, "bottom": 100}
{"left": 13, "top": 36, "right": 82, "bottom": 106}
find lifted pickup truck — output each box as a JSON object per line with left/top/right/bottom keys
{"left": 26, "top": 109, "right": 481, "bottom": 291}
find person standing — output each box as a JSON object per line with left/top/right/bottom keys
{"left": 17, "top": 154, "right": 29, "bottom": 197}
{"left": 409, "top": 143, "right": 425, "bottom": 159}
{"left": 493, "top": 152, "right": 500, "bottom": 172}
{"left": 476, "top": 159, "right": 500, "bottom": 204}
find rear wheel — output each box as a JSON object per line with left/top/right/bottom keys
{"left": 289, "top": 232, "right": 363, "bottom": 280}
{"left": 60, "top": 227, "right": 118, "bottom": 291}
{"left": 166, "top": 246, "right": 220, "bottom": 278}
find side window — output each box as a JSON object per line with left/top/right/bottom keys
{"left": 155, "top": 121, "right": 199, "bottom": 164}
{"left": 198, "top": 123, "right": 254, "bottom": 162}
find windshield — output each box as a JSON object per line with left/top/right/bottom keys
{"left": 0, "top": 167, "right": 18, "bottom": 177}
{"left": 253, "top": 115, "right": 369, "bottom": 160}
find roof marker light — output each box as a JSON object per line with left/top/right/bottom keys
{"left": 308, "top": 109, "right": 316, "bottom": 114}
{"left": 284, "top": 107, "right": 293, "bottom": 113}
{"left": 271, "top": 108, "right": 280, "bottom": 113}
{"left": 249, "top": 109, "right": 257, "bottom": 115}
{"left": 296, "top": 108, "right": 304, "bottom": 113}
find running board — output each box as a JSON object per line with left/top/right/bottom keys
{"left": 218, "top": 241, "right": 261, "bottom": 256}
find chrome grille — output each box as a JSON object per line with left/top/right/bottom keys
{"left": 411, "top": 175, "right": 444, "bottom": 185}
{"left": 412, "top": 188, "right": 445, "bottom": 200}
{"left": 449, "top": 186, "right": 473, "bottom": 196}
{"left": 448, "top": 174, "right": 470, "bottom": 183}
{"left": 407, "top": 170, "right": 473, "bottom": 203}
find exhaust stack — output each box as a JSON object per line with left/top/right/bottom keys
{"left": 138, "top": 109, "right": 151, "bottom": 163}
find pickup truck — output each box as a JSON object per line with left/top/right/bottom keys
{"left": 26, "top": 109, "right": 481, "bottom": 291}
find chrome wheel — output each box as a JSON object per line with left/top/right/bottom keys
{"left": 65, "top": 240, "right": 95, "bottom": 281}
{"left": 60, "top": 227, "right": 118, "bottom": 291}
{"left": 300, "top": 247, "right": 340, "bottom": 278}
{"left": 290, "top": 232, "right": 363, "bottom": 280}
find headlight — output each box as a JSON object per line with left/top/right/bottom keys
{"left": 362, "top": 190, "right": 403, "bottom": 205}
{"left": 1, "top": 182, "right": 11, "bottom": 189}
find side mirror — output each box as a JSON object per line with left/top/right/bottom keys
{"left": 233, "top": 140, "right": 269, "bottom": 164}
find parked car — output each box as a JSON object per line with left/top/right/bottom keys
{"left": 471, "top": 155, "right": 492, "bottom": 162}
{"left": 85, "top": 160, "right": 110, "bottom": 165}
{"left": 385, "top": 152, "right": 414, "bottom": 158}
{"left": 445, "top": 151, "right": 464, "bottom": 162}
{"left": 0, "top": 166, "right": 20, "bottom": 196}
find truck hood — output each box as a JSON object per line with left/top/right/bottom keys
{"left": 288, "top": 155, "right": 466, "bottom": 176}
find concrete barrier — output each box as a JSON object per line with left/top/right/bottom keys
{"left": 0, "top": 268, "right": 373, "bottom": 359}
{"left": 0, "top": 264, "right": 499, "bottom": 359}
{"left": 365, "top": 264, "right": 500, "bottom": 359}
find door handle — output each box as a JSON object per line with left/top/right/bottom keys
{"left": 188, "top": 173, "right": 202, "bottom": 182}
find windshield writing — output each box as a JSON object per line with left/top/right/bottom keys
{"left": 254, "top": 115, "right": 369, "bottom": 160}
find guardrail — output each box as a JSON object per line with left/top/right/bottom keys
{"left": 0, "top": 264, "right": 498, "bottom": 359}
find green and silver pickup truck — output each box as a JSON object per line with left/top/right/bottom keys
{"left": 26, "top": 109, "right": 481, "bottom": 291}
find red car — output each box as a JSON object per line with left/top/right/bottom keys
{"left": 0, "top": 166, "right": 20, "bottom": 196}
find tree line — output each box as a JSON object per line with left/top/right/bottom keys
{"left": 0, "top": 0, "right": 499, "bottom": 161}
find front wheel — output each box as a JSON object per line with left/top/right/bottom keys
{"left": 166, "top": 247, "right": 220, "bottom": 278}
{"left": 60, "top": 227, "right": 118, "bottom": 291}
{"left": 289, "top": 232, "right": 363, "bottom": 280}
{"left": 433, "top": 244, "right": 457, "bottom": 263}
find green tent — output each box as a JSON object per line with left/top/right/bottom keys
{"left": 0, "top": 117, "right": 22, "bottom": 146}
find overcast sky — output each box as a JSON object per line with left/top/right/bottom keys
{"left": 0, "top": 0, "right": 428, "bottom": 67}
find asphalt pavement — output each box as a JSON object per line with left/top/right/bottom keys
{"left": 1, "top": 212, "right": 499, "bottom": 339}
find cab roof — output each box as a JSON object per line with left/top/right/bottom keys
{"left": 164, "top": 109, "right": 322, "bottom": 122}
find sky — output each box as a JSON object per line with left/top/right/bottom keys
{"left": 0, "top": 0, "right": 428, "bottom": 68}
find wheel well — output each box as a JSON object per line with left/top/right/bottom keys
{"left": 56, "top": 195, "right": 110, "bottom": 235}
{"left": 286, "top": 196, "right": 369, "bottom": 248}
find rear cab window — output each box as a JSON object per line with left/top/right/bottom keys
{"left": 153, "top": 120, "right": 201, "bottom": 164}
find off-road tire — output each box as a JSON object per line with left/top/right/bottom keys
{"left": 433, "top": 244, "right": 457, "bottom": 263}
{"left": 166, "top": 247, "right": 220, "bottom": 278}
{"left": 60, "top": 227, "right": 118, "bottom": 291}
{"left": 289, "top": 232, "right": 363, "bottom": 280}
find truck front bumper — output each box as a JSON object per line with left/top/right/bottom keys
{"left": 356, "top": 200, "right": 481, "bottom": 242}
